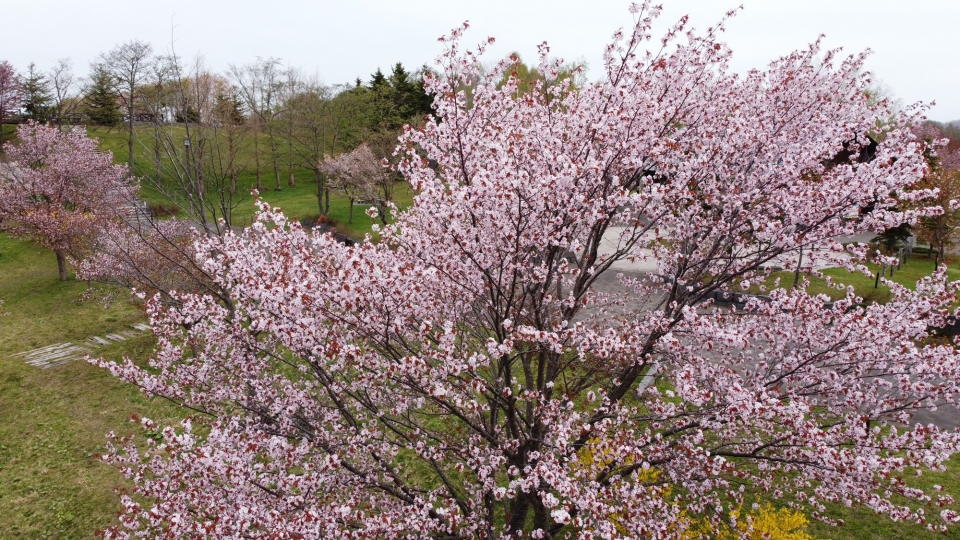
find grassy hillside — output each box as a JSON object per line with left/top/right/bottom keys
{"left": 0, "top": 234, "right": 185, "bottom": 538}
{"left": 745, "top": 254, "right": 960, "bottom": 306}
{"left": 85, "top": 125, "right": 414, "bottom": 240}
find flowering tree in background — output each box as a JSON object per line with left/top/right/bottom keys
{"left": 913, "top": 167, "right": 960, "bottom": 269}
{"left": 915, "top": 122, "right": 960, "bottom": 171}
{"left": 319, "top": 143, "right": 385, "bottom": 223}
{"left": 0, "top": 122, "right": 133, "bottom": 280}
{"left": 96, "top": 4, "right": 960, "bottom": 538}
{"left": 0, "top": 61, "right": 22, "bottom": 145}
{"left": 905, "top": 124, "right": 960, "bottom": 268}
{"left": 75, "top": 219, "right": 230, "bottom": 308}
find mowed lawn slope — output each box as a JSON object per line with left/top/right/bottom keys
{"left": 0, "top": 234, "right": 182, "bottom": 538}
{"left": 86, "top": 125, "right": 414, "bottom": 241}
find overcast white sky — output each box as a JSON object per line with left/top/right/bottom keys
{"left": 3, "top": 0, "right": 959, "bottom": 121}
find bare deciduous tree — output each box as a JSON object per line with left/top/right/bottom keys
{"left": 280, "top": 66, "right": 302, "bottom": 188}
{"left": 285, "top": 81, "right": 356, "bottom": 216}
{"left": 48, "top": 58, "right": 82, "bottom": 130}
{"left": 230, "top": 57, "right": 286, "bottom": 191}
{"left": 142, "top": 52, "right": 248, "bottom": 233}
{"left": 100, "top": 40, "right": 153, "bottom": 172}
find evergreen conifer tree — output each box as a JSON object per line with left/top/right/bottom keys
{"left": 85, "top": 64, "right": 120, "bottom": 126}
{"left": 368, "top": 68, "right": 387, "bottom": 90}
{"left": 389, "top": 62, "right": 432, "bottom": 122}
{"left": 21, "top": 62, "right": 52, "bottom": 123}
{"left": 214, "top": 92, "right": 245, "bottom": 126}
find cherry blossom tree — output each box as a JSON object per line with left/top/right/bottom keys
{"left": 0, "top": 122, "right": 133, "bottom": 280}
{"left": 75, "top": 218, "right": 229, "bottom": 308}
{"left": 95, "top": 5, "right": 960, "bottom": 538}
{"left": 319, "top": 143, "right": 385, "bottom": 223}
{"left": 901, "top": 124, "right": 960, "bottom": 268}
{"left": 0, "top": 60, "right": 22, "bottom": 146}
{"left": 911, "top": 167, "right": 960, "bottom": 269}
{"left": 915, "top": 122, "right": 960, "bottom": 171}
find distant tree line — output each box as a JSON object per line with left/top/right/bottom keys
{"left": 0, "top": 46, "right": 436, "bottom": 225}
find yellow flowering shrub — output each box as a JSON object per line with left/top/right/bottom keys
{"left": 576, "top": 439, "right": 813, "bottom": 539}
{"left": 701, "top": 504, "right": 813, "bottom": 540}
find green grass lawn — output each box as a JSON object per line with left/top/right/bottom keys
{"left": 807, "top": 457, "right": 960, "bottom": 538}
{"left": 749, "top": 253, "right": 960, "bottom": 306}
{"left": 0, "top": 123, "right": 17, "bottom": 150}
{"left": 0, "top": 234, "right": 183, "bottom": 538}
{"left": 227, "top": 171, "right": 415, "bottom": 240}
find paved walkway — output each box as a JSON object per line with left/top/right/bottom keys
{"left": 599, "top": 228, "right": 880, "bottom": 275}
{"left": 12, "top": 323, "right": 152, "bottom": 369}
{"left": 590, "top": 228, "right": 960, "bottom": 431}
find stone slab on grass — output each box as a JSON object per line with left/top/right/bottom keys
{"left": 13, "top": 342, "right": 93, "bottom": 369}
{"left": 12, "top": 322, "right": 153, "bottom": 369}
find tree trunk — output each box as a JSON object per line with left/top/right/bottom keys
{"left": 793, "top": 246, "right": 804, "bottom": 289}
{"left": 349, "top": 197, "right": 354, "bottom": 223}
{"left": 532, "top": 493, "right": 550, "bottom": 533}
{"left": 228, "top": 130, "right": 237, "bottom": 194}
{"left": 287, "top": 137, "right": 296, "bottom": 187}
{"left": 56, "top": 250, "right": 68, "bottom": 281}
{"left": 266, "top": 127, "right": 281, "bottom": 191}
{"left": 127, "top": 97, "right": 135, "bottom": 173}
{"left": 253, "top": 130, "right": 263, "bottom": 191}
{"left": 316, "top": 171, "right": 324, "bottom": 215}
{"left": 506, "top": 492, "right": 533, "bottom": 534}
{"left": 272, "top": 147, "right": 282, "bottom": 191}
{"left": 379, "top": 201, "right": 389, "bottom": 226}
{"left": 153, "top": 128, "right": 162, "bottom": 183}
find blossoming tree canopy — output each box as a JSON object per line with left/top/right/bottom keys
{"left": 319, "top": 144, "right": 387, "bottom": 223}
{"left": 0, "top": 122, "right": 133, "bottom": 280}
{"left": 95, "top": 3, "right": 960, "bottom": 538}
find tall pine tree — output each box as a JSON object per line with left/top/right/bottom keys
{"left": 21, "top": 62, "right": 52, "bottom": 123}
{"left": 85, "top": 64, "right": 120, "bottom": 126}
{"left": 213, "top": 92, "right": 246, "bottom": 126}
{"left": 363, "top": 63, "right": 432, "bottom": 131}
{"left": 389, "top": 63, "right": 432, "bottom": 123}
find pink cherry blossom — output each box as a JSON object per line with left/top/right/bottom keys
{"left": 0, "top": 122, "right": 134, "bottom": 280}
{"left": 94, "top": 4, "right": 960, "bottom": 538}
